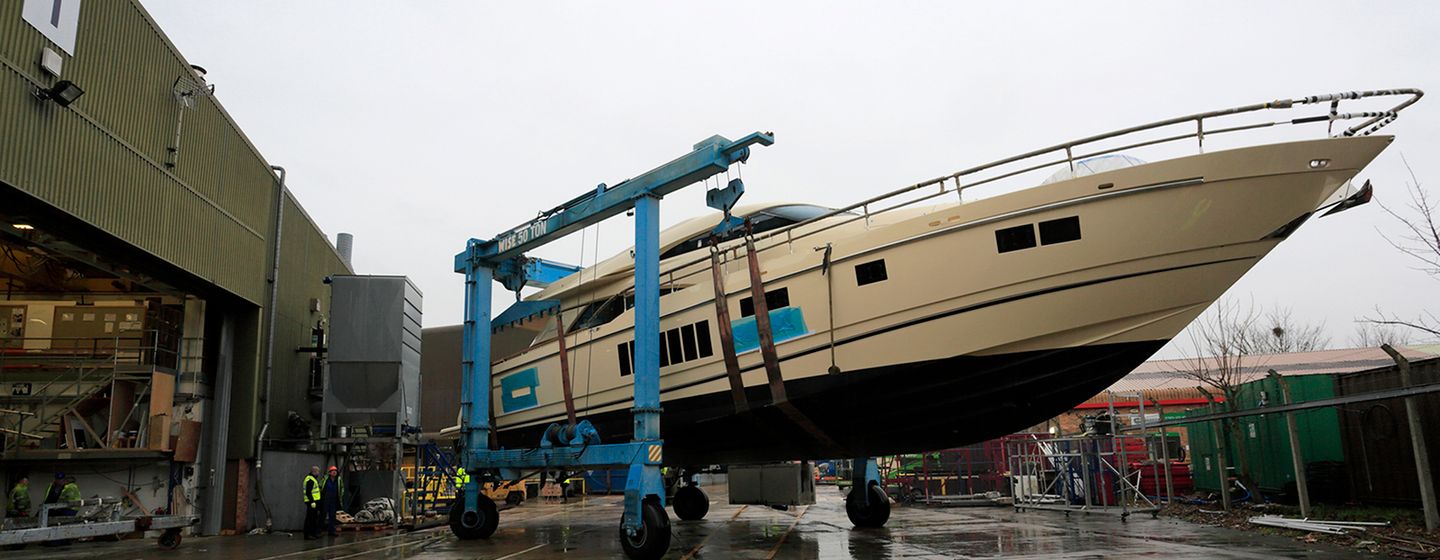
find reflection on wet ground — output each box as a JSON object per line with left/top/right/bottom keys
{"left": 4, "top": 484, "right": 1363, "bottom": 558}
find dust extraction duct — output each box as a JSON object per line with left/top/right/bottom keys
{"left": 337, "top": 232, "right": 354, "bottom": 268}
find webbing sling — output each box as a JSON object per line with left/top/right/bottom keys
{"left": 708, "top": 238, "right": 750, "bottom": 414}
{"left": 739, "top": 226, "right": 842, "bottom": 451}
{"left": 554, "top": 311, "right": 578, "bottom": 426}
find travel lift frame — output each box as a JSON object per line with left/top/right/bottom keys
{"left": 454, "top": 131, "right": 774, "bottom": 559}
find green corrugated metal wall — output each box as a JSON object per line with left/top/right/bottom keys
{"left": 267, "top": 194, "right": 349, "bottom": 433}
{"left": 1, "top": 1, "right": 352, "bottom": 459}
{"left": 0, "top": 0, "right": 272, "bottom": 303}
{"left": 1188, "top": 374, "right": 1344, "bottom": 494}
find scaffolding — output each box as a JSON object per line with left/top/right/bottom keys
{"left": 0, "top": 330, "right": 198, "bottom": 456}
{"left": 1005, "top": 393, "right": 1164, "bottom": 517}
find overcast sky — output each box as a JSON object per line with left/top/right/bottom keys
{"left": 142, "top": 1, "right": 1440, "bottom": 358}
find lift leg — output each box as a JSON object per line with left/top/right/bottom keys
{"left": 616, "top": 193, "right": 671, "bottom": 559}
{"left": 846, "top": 457, "right": 890, "bottom": 528}
{"left": 452, "top": 257, "right": 499, "bottom": 540}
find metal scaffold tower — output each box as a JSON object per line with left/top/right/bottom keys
{"left": 1005, "top": 393, "right": 1160, "bottom": 518}
{"left": 450, "top": 132, "right": 774, "bottom": 559}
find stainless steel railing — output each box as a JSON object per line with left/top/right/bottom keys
{"left": 645, "top": 88, "right": 1423, "bottom": 288}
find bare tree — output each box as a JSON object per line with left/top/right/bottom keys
{"left": 1352, "top": 320, "right": 1414, "bottom": 348}
{"left": 1365, "top": 155, "right": 1440, "bottom": 339}
{"left": 1169, "top": 298, "right": 1329, "bottom": 501}
{"left": 1170, "top": 298, "right": 1265, "bottom": 497}
{"left": 1245, "top": 306, "right": 1330, "bottom": 354}
{"left": 1173, "top": 298, "right": 1262, "bottom": 401}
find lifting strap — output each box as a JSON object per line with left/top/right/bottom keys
{"left": 740, "top": 226, "right": 842, "bottom": 451}
{"left": 708, "top": 238, "right": 749, "bottom": 414}
{"left": 554, "top": 311, "right": 579, "bottom": 426}
{"left": 741, "top": 231, "right": 788, "bottom": 403}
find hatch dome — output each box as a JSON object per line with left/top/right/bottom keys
{"left": 1042, "top": 154, "right": 1147, "bottom": 184}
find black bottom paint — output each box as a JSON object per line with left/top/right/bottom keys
{"left": 496, "top": 340, "right": 1167, "bottom": 465}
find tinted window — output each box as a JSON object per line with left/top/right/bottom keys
{"left": 995, "top": 224, "right": 1037, "bottom": 253}
{"left": 619, "top": 319, "right": 713, "bottom": 375}
{"left": 571, "top": 296, "right": 625, "bottom": 331}
{"left": 618, "top": 341, "right": 633, "bottom": 376}
{"left": 1039, "top": 216, "right": 1081, "bottom": 245}
{"left": 740, "top": 287, "right": 790, "bottom": 317}
{"left": 570, "top": 287, "right": 681, "bottom": 331}
{"left": 855, "top": 259, "right": 887, "bottom": 286}
{"left": 695, "top": 321, "right": 714, "bottom": 358}
{"left": 765, "top": 204, "right": 842, "bottom": 222}
{"left": 659, "top": 205, "right": 842, "bottom": 260}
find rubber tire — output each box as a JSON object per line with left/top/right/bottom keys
{"left": 672, "top": 485, "right": 709, "bottom": 521}
{"left": 449, "top": 494, "right": 499, "bottom": 539}
{"left": 158, "top": 528, "right": 182, "bottom": 549}
{"left": 846, "top": 483, "right": 891, "bottom": 528}
{"left": 506, "top": 491, "right": 524, "bottom": 507}
{"left": 619, "top": 500, "right": 671, "bottom": 560}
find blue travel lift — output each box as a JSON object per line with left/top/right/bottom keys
{"left": 451, "top": 132, "right": 775, "bottom": 559}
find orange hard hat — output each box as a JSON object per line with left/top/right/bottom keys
{"left": 328, "top": 466, "right": 338, "bottom": 473}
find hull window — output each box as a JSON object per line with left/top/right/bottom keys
{"left": 854, "top": 259, "right": 888, "bottom": 286}
{"left": 740, "top": 287, "right": 790, "bottom": 318}
{"left": 666, "top": 328, "right": 684, "bottom": 366}
{"left": 618, "top": 319, "right": 714, "bottom": 376}
{"left": 618, "top": 341, "right": 634, "bottom": 376}
{"left": 680, "top": 323, "right": 700, "bottom": 361}
{"left": 1039, "top": 216, "right": 1082, "bottom": 245}
{"left": 695, "top": 320, "right": 714, "bottom": 358}
{"left": 995, "top": 224, "right": 1037, "bottom": 253}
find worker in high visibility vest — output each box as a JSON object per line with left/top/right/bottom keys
{"left": 302, "top": 466, "right": 322, "bottom": 539}
{"left": 454, "top": 467, "right": 470, "bottom": 492}
{"left": 43, "top": 473, "right": 80, "bottom": 516}
{"left": 7, "top": 476, "right": 29, "bottom": 517}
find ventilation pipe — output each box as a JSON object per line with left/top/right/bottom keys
{"left": 336, "top": 232, "right": 354, "bottom": 269}
{"left": 254, "top": 165, "right": 286, "bottom": 530}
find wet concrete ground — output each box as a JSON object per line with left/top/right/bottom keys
{"left": 5, "top": 485, "right": 1367, "bottom": 558}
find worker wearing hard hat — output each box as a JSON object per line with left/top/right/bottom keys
{"left": 7, "top": 476, "right": 29, "bottom": 517}
{"left": 302, "top": 466, "right": 322, "bottom": 539}
{"left": 320, "top": 466, "right": 344, "bottom": 536}
{"left": 43, "top": 473, "right": 80, "bottom": 516}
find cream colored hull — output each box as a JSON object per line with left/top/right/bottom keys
{"left": 487, "top": 135, "right": 1390, "bottom": 455}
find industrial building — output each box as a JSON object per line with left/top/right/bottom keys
{"left": 1, "top": 0, "right": 352, "bottom": 535}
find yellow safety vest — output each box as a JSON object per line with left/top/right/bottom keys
{"left": 455, "top": 468, "right": 470, "bottom": 486}
{"left": 303, "top": 475, "right": 321, "bottom": 504}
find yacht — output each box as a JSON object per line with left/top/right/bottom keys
{"left": 455, "top": 89, "right": 1422, "bottom": 466}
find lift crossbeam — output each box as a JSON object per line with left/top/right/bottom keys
{"left": 455, "top": 132, "right": 774, "bottom": 271}
{"left": 473, "top": 441, "right": 662, "bottom": 470}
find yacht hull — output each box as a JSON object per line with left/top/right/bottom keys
{"left": 466, "top": 135, "right": 1392, "bottom": 465}
{"left": 497, "top": 340, "right": 1164, "bottom": 465}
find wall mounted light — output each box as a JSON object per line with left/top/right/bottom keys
{"left": 35, "top": 80, "right": 84, "bottom": 107}
{"left": 12, "top": 224, "right": 34, "bottom": 230}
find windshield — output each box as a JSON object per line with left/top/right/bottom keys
{"left": 659, "top": 204, "right": 841, "bottom": 260}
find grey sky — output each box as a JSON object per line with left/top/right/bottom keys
{"left": 142, "top": 1, "right": 1440, "bottom": 357}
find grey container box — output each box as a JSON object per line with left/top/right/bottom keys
{"left": 728, "top": 462, "right": 816, "bottom": 506}
{"left": 325, "top": 275, "right": 423, "bottom": 429}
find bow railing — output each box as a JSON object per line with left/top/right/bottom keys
{"left": 648, "top": 88, "right": 1423, "bottom": 288}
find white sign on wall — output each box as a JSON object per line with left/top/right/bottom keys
{"left": 22, "top": 0, "right": 82, "bottom": 55}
